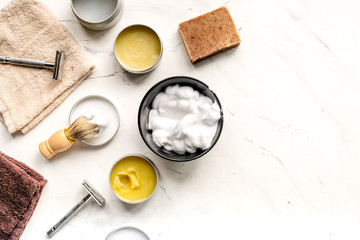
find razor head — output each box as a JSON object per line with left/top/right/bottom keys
{"left": 53, "top": 50, "right": 64, "bottom": 80}
{"left": 82, "top": 180, "right": 105, "bottom": 206}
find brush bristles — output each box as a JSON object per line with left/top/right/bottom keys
{"left": 67, "top": 116, "right": 99, "bottom": 141}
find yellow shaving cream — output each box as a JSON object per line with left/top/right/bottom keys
{"left": 110, "top": 156, "right": 157, "bottom": 203}
{"left": 114, "top": 25, "right": 161, "bottom": 71}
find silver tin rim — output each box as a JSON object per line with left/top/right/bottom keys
{"left": 113, "top": 24, "right": 163, "bottom": 74}
{"left": 109, "top": 154, "right": 159, "bottom": 204}
{"left": 71, "top": 0, "right": 123, "bottom": 30}
{"left": 105, "top": 226, "right": 150, "bottom": 240}
{"left": 68, "top": 95, "right": 120, "bottom": 146}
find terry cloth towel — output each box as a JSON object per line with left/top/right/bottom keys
{"left": 0, "top": 152, "right": 47, "bottom": 240}
{"left": 0, "top": 0, "right": 95, "bottom": 134}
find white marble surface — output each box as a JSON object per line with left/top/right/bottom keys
{"left": 1, "top": 0, "right": 360, "bottom": 239}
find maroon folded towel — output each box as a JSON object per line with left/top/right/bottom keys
{"left": 0, "top": 152, "right": 47, "bottom": 240}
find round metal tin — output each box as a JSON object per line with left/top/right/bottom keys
{"left": 113, "top": 24, "right": 163, "bottom": 74}
{"left": 109, "top": 154, "right": 159, "bottom": 204}
{"left": 106, "top": 226, "right": 150, "bottom": 240}
{"left": 71, "top": 0, "right": 123, "bottom": 31}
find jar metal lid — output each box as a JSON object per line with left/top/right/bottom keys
{"left": 71, "top": 0, "right": 123, "bottom": 30}
{"left": 106, "top": 226, "right": 150, "bottom": 240}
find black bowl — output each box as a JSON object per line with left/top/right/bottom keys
{"left": 138, "top": 76, "right": 224, "bottom": 162}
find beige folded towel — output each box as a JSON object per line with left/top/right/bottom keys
{"left": 0, "top": 0, "right": 95, "bottom": 134}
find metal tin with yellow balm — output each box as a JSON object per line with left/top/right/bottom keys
{"left": 114, "top": 24, "right": 163, "bottom": 74}
{"left": 109, "top": 154, "right": 159, "bottom": 204}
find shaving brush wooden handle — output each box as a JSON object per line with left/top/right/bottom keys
{"left": 39, "top": 116, "right": 99, "bottom": 159}
{"left": 39, "top": 129, "right": 73, "bottom": 159}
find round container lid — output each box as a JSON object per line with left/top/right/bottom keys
{"left": 69, "top": 95, "right": 120, "bottom": 146}
{"left": 106, "top": 226, "right": 150, "bottom": 240}
{"left": 71, "top": 0, "right": 123, "bottom": 30}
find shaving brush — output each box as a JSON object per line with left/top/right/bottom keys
{"left": 39, "top": 116, "right": 99, "bottom": 159}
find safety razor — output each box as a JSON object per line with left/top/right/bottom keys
{"left": 46, "top": 180, "right": 105, "bottom": 238}
{"left": 0, "top": 50, "right": 64, "bottom": 80}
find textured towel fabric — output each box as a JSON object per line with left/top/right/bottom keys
{"left": 0, "top": 0, "right": 95, "bottom": 134}
{"left": 0, "top": 152, "right": 47, "bottom": 240}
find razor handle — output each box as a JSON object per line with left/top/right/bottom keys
{"left": 0, "top": 56, "right": 54, "bottom": 68}
{"left": 46, "top": 194, "right": 92, "bottom": 238}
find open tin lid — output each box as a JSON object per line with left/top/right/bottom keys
{"left": 69, "top": 95, "right": 120, "bottom": 146}
{"left": 106, "top": 226, "right": 150, "bottom": 240}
